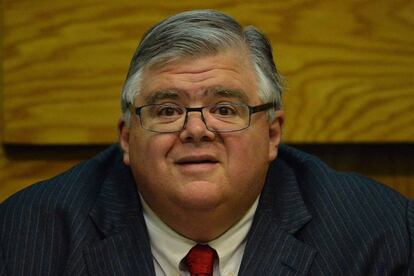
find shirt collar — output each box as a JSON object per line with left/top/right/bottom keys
{"left": 140, "top": 194, "right": 259, "bottom": 275}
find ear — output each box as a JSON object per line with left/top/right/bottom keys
{"left": 118, "top": 118, "right": 131, "bottom": 166}
{"left": 268, "top": 110, "right": 284, "bottom": 162}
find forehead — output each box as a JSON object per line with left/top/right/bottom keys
{"left": 137, "top": 50, "right": 258, "bottom": 104}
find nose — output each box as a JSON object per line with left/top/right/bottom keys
{"left": 179, "top": 112, "right": 215, "bottom": 143}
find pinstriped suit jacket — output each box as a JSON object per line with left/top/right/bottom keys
{"left": 1, "top": 144, "right": 413, "bottom": 275}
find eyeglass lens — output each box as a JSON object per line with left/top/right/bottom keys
{"left": 140, "top": 103, "right": 250, "bottom": 133}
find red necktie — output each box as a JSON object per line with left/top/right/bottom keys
{"left": 185, "top": 244, "right": 216, "bottom": 276}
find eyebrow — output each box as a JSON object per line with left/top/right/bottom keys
{"left": 144, "top": 90, "right": 181, "bottom": 104}
{"left": 209, "top": 87, "right": 249, "bottom": 103}
{"left": 144, "top": 87, "right": 249, "bottom": 104}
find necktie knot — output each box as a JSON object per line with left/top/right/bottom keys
{"left": 185, "top": 244, "right": 216, "bottom": 276}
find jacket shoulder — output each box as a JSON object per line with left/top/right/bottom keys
{"left": 0, "top": 145, "right": 123, "bottom": 274}
{"left": 277, "top": 145, "right": 413, "bottom": 274}
{"left": 278, "top": 144, "right": 408, "bottom": 206}
{"left": 1, "top": 145, "right": 121, "bottom": 214}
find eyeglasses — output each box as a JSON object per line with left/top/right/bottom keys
{"left": 128, "top": 102, "right": 276, "bottom": 133}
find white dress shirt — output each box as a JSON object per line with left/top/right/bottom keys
{"left": 140, "top": 195, "right": 259, "bottom": 276}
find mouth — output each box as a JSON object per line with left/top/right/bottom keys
{"left": 175, "top": 155, "right": 219, "bottom": 166}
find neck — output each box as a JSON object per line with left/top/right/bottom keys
{"left": 141, "top": 195, "right": 259, "bottom": 242}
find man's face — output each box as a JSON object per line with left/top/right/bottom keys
{"left": 120, "top": 49, "right": 283, "bottom": 234}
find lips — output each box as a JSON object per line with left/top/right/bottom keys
{"left": 175, "top": 155, "right": 219, "bottom": 165}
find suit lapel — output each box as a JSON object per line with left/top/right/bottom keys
{"left": 239, "top": 157, "right": 317, "bottom": 275}
{"left": 83, "top": 155, "right": 155, "bottom": 275}
{"left": 83, "top": 220, "right": 154, "bottom": 275}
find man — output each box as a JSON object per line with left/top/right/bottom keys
{"left": 0, "top": 10, "right": 412, "bottom": 276}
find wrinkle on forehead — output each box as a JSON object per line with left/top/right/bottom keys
{"left": 167, "top": 65, "right": 244, "bottom": 76}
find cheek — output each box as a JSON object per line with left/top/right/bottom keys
{"left": 129, "top": 132, "right": 177, "bottom": 171}
{"left": 224, "top": 131, "right": 270, "bottom": 174}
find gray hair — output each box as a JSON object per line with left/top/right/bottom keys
{"left": 121, "top": 10, "right": 283, "bottom": 124}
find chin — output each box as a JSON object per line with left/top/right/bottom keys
{"left": 180, "top": 200, "right": 220, "bottom": 212}
{"left": 174, "top": 181, "right": 224, "bottom": 211}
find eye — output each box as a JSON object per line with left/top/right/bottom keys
{"left": 210, "top": 104, "right": 237, "bottom": 116}
{"left": 156, "top": 105, "right": 184, "bottom": 117}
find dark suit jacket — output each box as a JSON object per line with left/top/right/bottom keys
{"left": 1, "top": 145, "right": 413, "bottom": 275}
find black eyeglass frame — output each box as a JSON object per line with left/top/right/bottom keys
{"left": 128, "top": 102, "right": 277, "bottom": 133}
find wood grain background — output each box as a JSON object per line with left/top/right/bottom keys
{"left": 1, "top": 0, "right": 413, "bottom": 201}
{"left": 2, "top": 0, "right": 414, "bottom": 144}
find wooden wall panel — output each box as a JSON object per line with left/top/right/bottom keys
{"left": 2, "top": 0, "right": 413, "bottom": 144}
